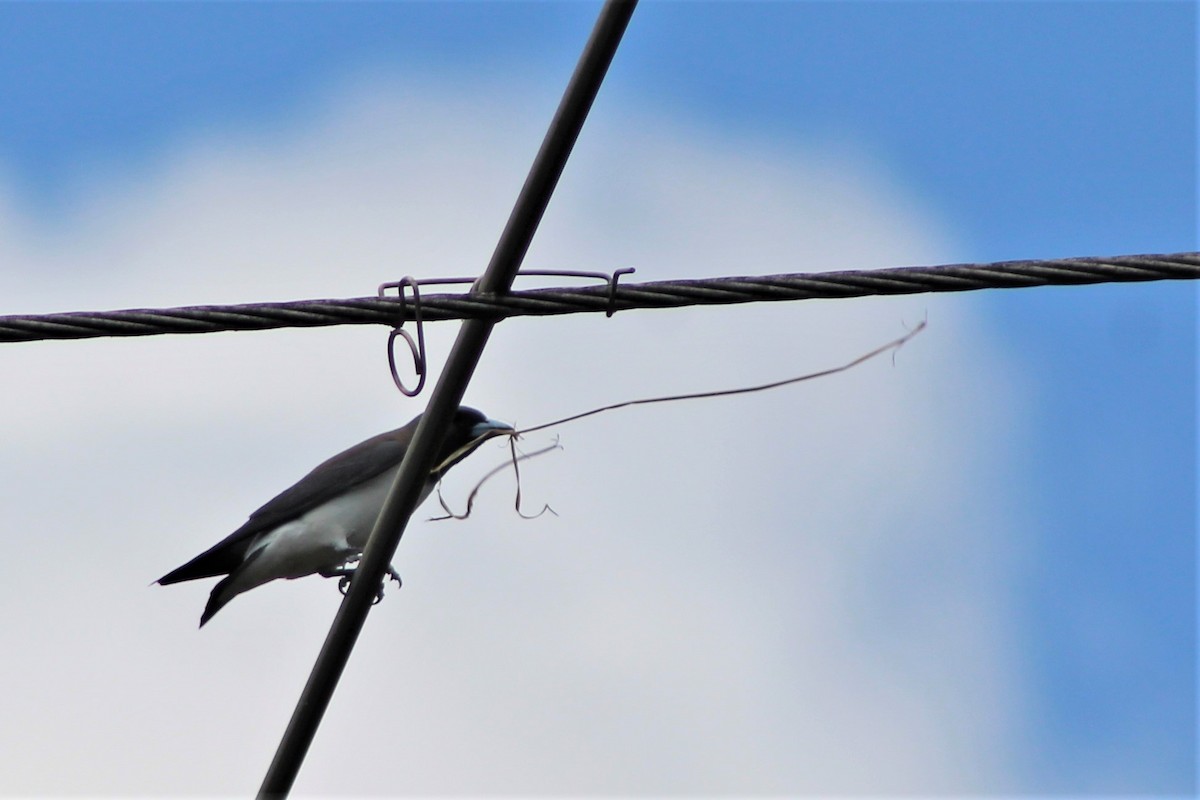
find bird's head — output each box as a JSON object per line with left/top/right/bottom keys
{"left": 433, "top": 406, "right": 515, "bottom": 474}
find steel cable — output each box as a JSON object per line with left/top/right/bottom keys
{"left": 2, "top": 251, "right": 1197, "bottom": 344}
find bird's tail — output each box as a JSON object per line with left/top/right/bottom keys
{"left": 199, "top": 574, "right": 239, "bottom": 627}
{"left": 157, "top": 545, "right": 246, "bottom": 586}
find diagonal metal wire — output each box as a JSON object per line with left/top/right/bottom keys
{"left": 256, "top": 1, "right": 639, "bottom": 796}
{"left": 2, "top": 251, "right": 1198, "bottom": 344}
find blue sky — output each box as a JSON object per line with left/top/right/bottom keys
{"left": 0, "top": 2, "right": 1194, "bottom": 795}
{"left": 3, "top": 1, "right": 1193, "bottom": 255}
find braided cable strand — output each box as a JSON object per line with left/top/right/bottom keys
{"left": 2, "top": 251, "right": 1197, "bottom": 344}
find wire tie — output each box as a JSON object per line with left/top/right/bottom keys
{"left": 376, "top": 267, "right": 637, "bottom": 396}
{"left": 607, "top": 267, "right": 635, "bottom": 316}
{"left": 377, "top": 277, "right": 426, "bottom": 397}
{"left": 512, "top": 267, "right": 636, "bottom": 316}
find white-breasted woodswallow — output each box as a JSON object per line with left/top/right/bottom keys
{"left": 157, "top": 407, "right": 513, "bottom": 626}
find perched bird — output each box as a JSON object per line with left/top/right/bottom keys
{"left": 158, "top": 407, "right": 513, "bottom": 627}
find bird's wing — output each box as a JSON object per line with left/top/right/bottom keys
{"left": 244, "top": 429, "right": 409, "bottom": 530}
{"left": 157, "top": 429, "right": 410, "bottom": 585}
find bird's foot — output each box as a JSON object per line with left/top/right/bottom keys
{"left": 329, "top": 566, "right": 401, "bottom": 605}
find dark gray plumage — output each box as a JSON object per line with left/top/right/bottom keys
{"left": 158, "top": 407, "right": 512, "bottom": 626}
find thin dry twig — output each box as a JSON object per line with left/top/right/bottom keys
{"left": 432, "top": 321, "right": 926, "bottom": 520}
{"left": 514, "top": 320, "right": 926, "bottom": 436}
{"left": 430, "top": 438, "right": 562, "bottom": 521}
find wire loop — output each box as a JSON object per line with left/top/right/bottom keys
{"left": 377, "top": 277, "right": 426, "bottom": 397}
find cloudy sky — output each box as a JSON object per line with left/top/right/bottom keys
{"left": 0, "top": 2, "right": 1194, "bottom": 796}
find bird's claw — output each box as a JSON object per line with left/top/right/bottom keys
{"left": 335, "top": 567, "right": 400, "bottom": 604}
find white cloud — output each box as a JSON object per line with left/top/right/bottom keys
{"left": 0, "top": 75, "right": 1029, "bottom": 794}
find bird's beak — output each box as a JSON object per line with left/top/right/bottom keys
{"left": 469, "top": 418, "right": 515, "bottom": 441}
{"left": 433, "top": 418, "right": 516, "bottom": 476}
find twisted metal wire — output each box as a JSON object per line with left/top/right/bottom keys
{"left": 2, "top": 251, "right": 1197, "bottom": 344}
